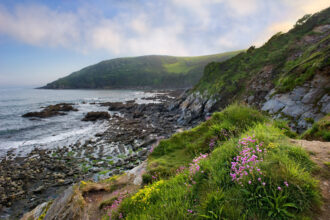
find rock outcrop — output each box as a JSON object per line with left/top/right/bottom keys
{"left": 261, "top": 73, "right": 329, "bottom": 132}
{"left": 22, "top": 103, "right": 78, "bottom": 118}
{"left": 82, "top": 111, "right": 111, "bottom": 121}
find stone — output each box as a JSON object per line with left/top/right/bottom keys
{"left": 289, "top": 87, "right": 308, "bottom": 101}
{"left": 44, "top": 186, "right": 84, "bottom": 220}
{"left": 301, "top": 88, "right": 324, "bottom": 104}
{"left": 204, "top": 98, "right": 217, "bottom": 113}
{"left": 22, "top": 103, "right": 77, "bottom": 118}
{"left": 33, "top": 186, "right": 44, "bottom": 193}
{"left": 82, "top": 111, "right": 110, "bottom": 121}
{"left": 127, "top": 161, "right": 147, "bottom": 185}
{"left": 261, "top": 99, "right": 285, "bottom": 114}
{"left": 281, "top": 103, "right": 312, "bottom": 119}
{"left": 137, "top": 148, "right": 148, "bottom": 157}
{"left": 319, "top": 94, "right": 330, "bottom": 114}
{"left": 21, "top": 201, "right": 49, "bottom": 220}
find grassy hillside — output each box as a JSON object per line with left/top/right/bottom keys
{"left": 302, "top": 114, "right": 330, "bottom": 141}
{"left": 102, "top": 104, "right": 321, "bottom": 219}
{"left": 194, "top": 7, "right": 330, "bottom": 99}
{"left": 42, "top": 52, "right": 240, "bottom": 89}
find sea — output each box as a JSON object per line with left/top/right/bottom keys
{"left": 0, "top": 88, "right": 157, "bottom": 158}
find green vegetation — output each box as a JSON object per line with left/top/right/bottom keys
{"left": 148, "top": 104, "right": 266, "bottom": 178}
{"left": 42, "top": 52, "right": 241, "bottom": 89}
{"left": 102, "top": 104, "right": 322, "bottom": 219}
{"left": 302, "top": 114, "right": 330, "bottom": 141}
{"left": 194, "top": 7, "right": 330, "bottom": 99}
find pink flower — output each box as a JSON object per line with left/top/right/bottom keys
{"left": 277, "top": 186, "right": 282, "bottom": 191}
{"left": 258, "top": 177, "right": 261, "bottom": 182}
{"left": 248, "top": 180, "right": 251, "bottom": 184}
{"left": 262, "top": 182, "right": 266, "bottom": 186}
{"left": 284, "top": 181, "right": 289, "bottom": 187}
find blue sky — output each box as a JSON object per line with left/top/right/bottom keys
{"left": 0, "top": 0, "right": 328, "bottom": 87}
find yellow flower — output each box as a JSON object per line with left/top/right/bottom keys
{"left": 131, "top": 180, "right": 165, "bottom": 204}
{"left": 267, "top": 142, "right": 277, "bottom": 149}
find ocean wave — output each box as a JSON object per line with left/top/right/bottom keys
{"left": 0, "top": 120, "right": 108, "bottom": 157}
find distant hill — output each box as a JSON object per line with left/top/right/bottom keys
{"left": 41, "top": 52, "right": 241, "bottom": 89}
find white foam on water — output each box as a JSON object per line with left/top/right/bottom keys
{"left": 0, "top": 120, "right": 108, "bottom": 158}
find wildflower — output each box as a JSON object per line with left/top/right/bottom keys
{"left": 80, "top": 180, "right": 87, "bottom": 185}
{"left": 262, "top": 182, "right": 266, "bottom": 186}
{"left": 187, "top": 209, "right": 193, "bottom": 213}
{"left": 284, "top": 181, "right": 289, "bottom": 187}
{"left": 277, "top": 186, "right": 282, "bottom": 191}
{"left": 248, "top": 180, "right": 251, "bottom": 184}
{"left": 230, "top": 136, "right": 266, "bottom": 185}
{"left": 258, "top": 177, "right": 261, "bottom": 182}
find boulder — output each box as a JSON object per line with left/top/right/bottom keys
{"left": 22, "top": 103, "right": 77, "bottom": 118}
{"left": 82, "top": 112, "right": 110, "bottom": 121}
{"left": 43, "top": 186, "right": 85, "bottom": 220}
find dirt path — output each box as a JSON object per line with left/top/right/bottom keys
{"left": 290, "top": 139, "right": 330, "bottom": 220}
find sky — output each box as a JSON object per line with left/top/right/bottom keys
{"left": 0, "top": 0, "right": 329, "bottom": 87}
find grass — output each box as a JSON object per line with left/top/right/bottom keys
{"left": 301, "top": 114, "right": 330, "bottom": 141}
{"left": 98, "top": 170, "right": 112, "bottom": 175}
{"left": 44, "top": 51, "right": 241, "bottom": 89}
{"left": 85, "top": 104, "right": 321, "bottom": 220}
{"left": 148, "top": 103, "right": 266, "bottom": 178}
{"left": 163, "top": 51, "right": 243, "bottom": 74}
{"left": 193, "top": 7, "right": 330, "bottom": 99}
{"left": 102, "top": 104, "right": 322, "bottom": 220}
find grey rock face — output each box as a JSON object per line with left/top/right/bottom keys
{"left": 320, "top": 94, "right": 330, "bottom": 114}
{"left": 204, "top": 98, "right": 217, "bottom": 113}
{"left": 44, "top": 186, "right": 84, "bottom": 220}
{"left": 261, "top": 99, "right": 285, "bottom": 114}
{"left": 21, "top": 202, "right": 49, "bottom": 220}
{"left": 261, "top": 73, "right": 329, "bottom": 132}
{"left": 281, "top": 103, "right": 312, "bottom": 119}
{"left": 301, "top": 88, "right": 324, "bottom": 104}
{"left": 178, "top": 92, "right": 209, "bottom": 125}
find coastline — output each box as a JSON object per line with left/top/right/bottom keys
{"left": 0, "top": 90, "right": 187, "bottom": 219}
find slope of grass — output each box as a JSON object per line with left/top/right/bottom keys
{"left": 103, "top": 104, "right": 321, "bottom": 220}
{"left": 302, "top": 114, "right": 330, "bottom": 141}
{"left": 147, "top": 104, "right": 266, "bottom": 178}
{"left": 42, "top": 51, "right": 241, "bottom": 89}
{"left": 194, "top": 7, "right": 330, "bottom": 98}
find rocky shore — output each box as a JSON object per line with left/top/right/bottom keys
{"left": 0, "top": 90, "right": 188, "bottom": 219}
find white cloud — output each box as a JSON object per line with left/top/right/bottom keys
{"left": 90, "top": 20, "right": 123, "bottom": 54}
{"left": 252, "top": 0, "right": 329, "bottom": 47}
{"left": 0, "top": 4, "right": 80, "bottom": 48}
{"left": 281, "top": 0, "right": 330, "bottom": 14}
{"left": 0, "top": 1, "right": 328, "bottom": 56}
